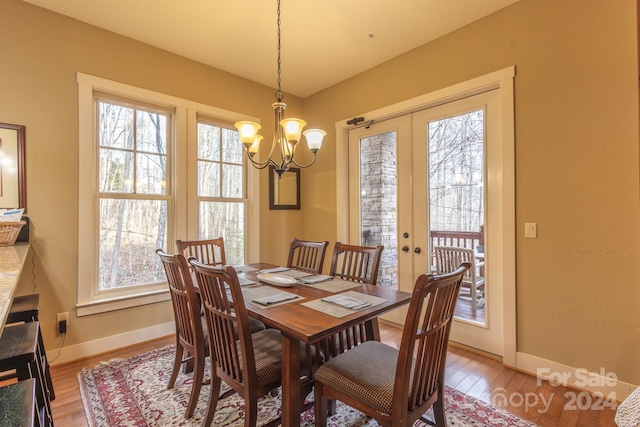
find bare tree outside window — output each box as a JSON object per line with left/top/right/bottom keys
{"left": 97, "top": 100, "right": 169, "bottom": 290}
{"left": 197, "top": 121, "right": 246, "bottom": 265}
{"left": 428, "top": 109, "right": 484, "bottom": 233}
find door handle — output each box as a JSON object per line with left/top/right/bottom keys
{"left": 402, "top": 246, "right": 409, "bottom": 252}
{"left": 414, "top": 247, "right": 421, "bottom": 254}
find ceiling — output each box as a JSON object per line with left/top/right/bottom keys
{"left": 22, "top": 0, "right": 519, "bottom": 98}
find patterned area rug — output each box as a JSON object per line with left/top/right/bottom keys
{"left": 79, "top": 345, "right": 537, "bottom": 426}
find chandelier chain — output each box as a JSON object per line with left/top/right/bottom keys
{"left": 276, "top": 0, "right": 283, "bottom": 101}
{"left": 234, "top": 0, "right": 324, "bottom": 174}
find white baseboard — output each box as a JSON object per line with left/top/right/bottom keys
{"left": 47, "top": 322, "right": 175, "bottom": 366}
{"left": 517, "top": 351, "right": 637, "bottom": 402}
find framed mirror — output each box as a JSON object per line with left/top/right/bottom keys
{"left": 269, "top": 166, "right": 300, "bottom": 210}
{"left": 0, "top": 123, "right": 26, "bottom": 211}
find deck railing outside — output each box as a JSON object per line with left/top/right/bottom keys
{"left": 430, "top": 226, "right": 484, "bottom": 272}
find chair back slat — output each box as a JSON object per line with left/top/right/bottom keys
{"left": 287, "top": 238, "right": 329, "bottom": 274}
{"left": 156, "top": 250, "right": 203, "bottom": 349}
{"left": 329, "top": 242, "right": 383, "bottom": 285}
{"left": 433, "top": 245, "right": 484, "bottom": 316}
{"left": 189, "top": 261, "right": 257, "bottom": 390}
{"left": 434, "top": 246, "right": 475, "bottom": 280}
{"left": 177, "top": 238, "right": 226, "bottom": 266}
{"left": 321, "top": 242, "right": 385, "bottom": 356}
{"left": 392, "top": 263, "right": 470, "bottom": 417}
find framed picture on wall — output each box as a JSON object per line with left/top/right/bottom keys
{"left": 269, "top": 166, "right": 300, "bottom": 210}
{"left": 0, "top": 123, "right": 26, "bottom": 211}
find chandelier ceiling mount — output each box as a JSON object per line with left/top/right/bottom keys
{"left": 234, "top": 0, "right": 325, "bottom": 178}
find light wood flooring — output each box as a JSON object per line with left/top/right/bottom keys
{"left": 48, "top": 322, "right": 618, "bottom": 426}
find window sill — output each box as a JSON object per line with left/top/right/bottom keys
{"left": 77, "top": 289, "right": 170, "bottom": 316}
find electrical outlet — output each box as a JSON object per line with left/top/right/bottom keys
{"left": 56, "top": 312, "right": 69, "bottom": 334}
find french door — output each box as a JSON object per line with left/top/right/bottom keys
{"left": 348, "top": 90, "right": 503, "bottom": 355}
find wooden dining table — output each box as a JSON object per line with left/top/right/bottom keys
{"left": 236, "top": 263, "right": 412, "bottom": 427}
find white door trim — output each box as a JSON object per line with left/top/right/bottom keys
{"left": 335, "top": 66, "right": 516, "bottom": 366}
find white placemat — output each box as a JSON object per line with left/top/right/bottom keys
{"left": 257, "top": 267, "right": 313, "bottom": 279}
{"left": 258, "top": 266, "right": 290, "bottom": 274}
{"left": 299, "top": 277, "right": 361, "bottom": 293}
{"left": 233, "top": 265, "right": 258, "bottom": 273}
{"left": 242, "top": 285, "right": 303, "bottom": 308}
{"left": 301, "top": 291, "right": 388, "bottom": 318}
{"left": 279, "top": 269, "right": 313, "bottom": 279}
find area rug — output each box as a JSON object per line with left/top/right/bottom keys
{"left": 79, "top": 345, "right": 537, "bottom": 427}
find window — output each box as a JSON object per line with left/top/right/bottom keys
{"left": 196, "top": 119, "right": 246, "bottom": 265}
{"left": 97, "top": 96, "right": 171, "bottom": 291}
{"left": 77, "top": 73, "right": 260, "bottom": 315}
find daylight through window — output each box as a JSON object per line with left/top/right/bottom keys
{"left": 97, "top": 97, "right": 171, "bottom": 290}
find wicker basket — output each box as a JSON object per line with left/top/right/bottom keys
{"left": 0, "top": 221, "right": 25, "bottom": 246}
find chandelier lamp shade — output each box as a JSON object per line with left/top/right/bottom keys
{"left": 234, "top": 0, "right": 325, "bottom": 177}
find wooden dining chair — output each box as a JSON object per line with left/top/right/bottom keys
{"left": 434, "top": 246, "right": 485, "bottom": 316}
{"left": 156, "top": 249, "right": 208, "bottom": 419}
{"left": 177, "top": 237, "right": 266, "bottom": 334}
{"left": 324, "top": 242, "right": 384, "bottom": 355}
{"left": 176, "top": 237, "right": 226, "bottom": 266}
{"left": 314, "top": 263, "right": 470, "bottom": 427}
{"left": 189, "top": 260, "right": 318, "bottom": 427}
{"left": 330, "top": 242, "right": 384, "bottom": 285}
{"left": 286, "top": 238, "right": 330, "bottom": 274}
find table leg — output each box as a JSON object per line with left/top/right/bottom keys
{"left": 281, "top": 334, "right": 301, "bottom": 427}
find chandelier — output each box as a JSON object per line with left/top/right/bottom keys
{"left": 234, "top": 0, "right": 325, "bottom": 177}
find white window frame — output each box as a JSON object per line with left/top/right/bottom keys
{"left": 77, "top": 73, "right": 260, "bottom": 316}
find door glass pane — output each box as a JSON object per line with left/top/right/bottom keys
{"left": 358, "top": 131, "right": 397, "bottom": 288}
{"left": 428, "top": 109, "right": 486, "bottom": 324}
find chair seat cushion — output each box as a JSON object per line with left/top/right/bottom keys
{"left": 237, "top": 329, "right": 318, "bottom": 387}
{"left": 315, "top": 340, "right": 400, "bottom": 414}
{"left": 246, "top": 329, "right": 285, "bottom": 386}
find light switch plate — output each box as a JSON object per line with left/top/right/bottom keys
{"left": 525, "top": 223, "right": 537, "bottom": 239}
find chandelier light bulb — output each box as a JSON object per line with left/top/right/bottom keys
{"left": 233, "top": 0, "right": 324, "bottom": 173}
{"left": 235, "top": 121, "right": 261, "bottom": 147}
{"left": 303, "top": 129, "right": 326, "bottom": 153}
{"left": 249, "top": 135, "right": 263, "bottom": 156}
{"left": 280, "top": 118, "right": 306, "bottom": 144}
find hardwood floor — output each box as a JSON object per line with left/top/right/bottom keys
{"left": 453, "top": 295, "right": 485, "bottom": 323}
{"left": 48, "top": 323, "right": 618, "bottom": 426}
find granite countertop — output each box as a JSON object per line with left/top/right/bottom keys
{"left": 0, "top": 243, "right": 30, "bottom": 335}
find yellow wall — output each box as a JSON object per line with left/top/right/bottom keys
{"left": 303, "top": 0, "right": 640, "bottom": 384}
{"left": 0, "top": 0, "right": 303, "bottom": 354}
{"left": 2, "top": 0, "right": 639, "bottom": 386}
